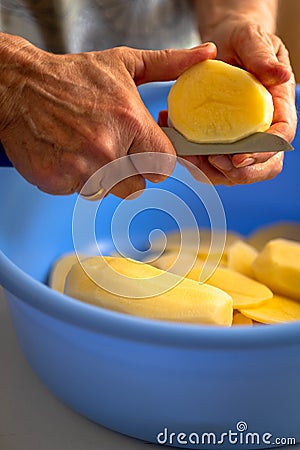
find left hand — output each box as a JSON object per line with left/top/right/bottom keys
{"left": 161, "top": 19, "right": 297, "bottom": 186}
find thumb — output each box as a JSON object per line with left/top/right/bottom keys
{"left": 131, "top": 42, "right": 217, "bottom": 85}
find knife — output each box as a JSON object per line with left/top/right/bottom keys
{"left": 0, "top": 130, "right": 294, "bottom": 168}
{"left": 161, "top": 127, "right": 294, "bottom": 156}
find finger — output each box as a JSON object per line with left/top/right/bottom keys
{"left": 129, "top": 112, "right": 177, "bottom": 184}
{"left": 266, "top": 79, "right": 297, "bottom": 143}
{"left": 182, "top": 155, "right": 234, "bottom": 186}
{"left": 80, "top": 157, "right": 146, "bottom": 200}
{"left": 231, "top": 151, "right": 277, "bottom": 168}
{"left": 209, "top": 151, "right": 284, "bottom": 185}
{"left": 233, "top": 25, "right": 291, "bottom": 86}
{"left": 71, "top": 127, "right": 148, "bottom": 200}
{"left": 108, "top": 174, "right": 146, "bottom": 200}
{"left": 234, "top": 28, "right": 296, "bottom": 145}
{"left": 130, "top": 43, "right": 217, "bottom": 85}
{"left": 276, "top": 37, "right": 293, "bottom": 67}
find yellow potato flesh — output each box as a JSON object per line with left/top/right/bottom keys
{"left": 64, "top": 256, "right": 233, "bottom": 326}
{"left": 51, "top": 223, "right": 300, "bottom": 327}
{"left": 240, "top": 295, "right": 300, "bottom": 324}
{"left": 247, "top": 221, "right": 300, "bottom": 251}
{"left": 252, "top": 238, "right": 300, "bottom": 301}
{"left": 227, "top": 240, "right": 258, "bottom": 278}
{"left": 186, "top": 265, "right": 272, "bottom": 309}
{"left": 150, "top": 228, "right": 242, "bottom": 265}
{"left": 232, "top": 311, "right": 253, "bottom": 326}
{"left": 150, "top": 246, "right": 272, "bottom": 309}
{"left": 168, "top": 59, "right": 273, "bottom": 143}
{"left": 49, "top": 253, "right": 81, "bottom": 293}
{"left": 150, "top": 250, "right": 210, "bottom": 273}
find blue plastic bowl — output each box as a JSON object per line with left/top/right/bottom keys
{"left": 1, "top": 83, "right": 300, "bottom": 449}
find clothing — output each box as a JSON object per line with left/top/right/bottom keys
{"left": 0, "top": 0, "right": 200, "bottom": 53}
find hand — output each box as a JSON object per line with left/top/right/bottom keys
{"left": 172, "top": 18, "right": 297, "bottom": 186}
{"left": 0, "top": 34, "right": 216, "bottom": 197}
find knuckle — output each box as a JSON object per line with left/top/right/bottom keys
{"left": 112, "top": 45, "right": 131, "bottom": 57}
{"left": 91, "top": 136, "right": 116, "bottom": 163}
{"left": 111, "top": 46, "right": 138, "bottom": 76}
{"left": 272, "top": 156, "right": 284, "bottom": 177}
{"left": 61, "top": 152, "right": 90, "bottom": 178}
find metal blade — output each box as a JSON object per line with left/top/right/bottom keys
{"left": 162, "top": 127, "right": 294, "bottom": 156}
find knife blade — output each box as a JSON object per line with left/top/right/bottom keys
{"left": 162, "top": 127, "right": 294, "bottom": 156}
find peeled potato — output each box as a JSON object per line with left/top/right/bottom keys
{"left": 247, "top": 221, "right": 300, "bottom": 251}
{"left": 49, "top": 253, "right": 80, "bottom": 293}
{"left": 150, "top": 228, "right": 242, "bottom": 264}
{"left": 240, "top": 295, "right": 300, "bottom": 324}
{"left": 149, "top": 237, "right": 272, "bottom": 309}
{"left": 150, "top": 250, "right": 272, "bottom": 309}
{"left": 150, "top": 250, "right": 210, "bottom": 273}
{"left": 252, "top": 238, "right": 300, "bottom": 301}
{"left": 227, "top": 240, "right": 258, "bottom": 278}
{"left": 186, "top": 265, "right": 273, "bottom": 309}
{"left": 168, "top": 59, "right": 273, "bottom": 143}
{"left": 51, "top": 222, "right": 300, "bottom": 327}
{"left": 65, "top": 256, "right": 233, "bottom": 326}
{"left": 232, "top": 311, "right": 253, "bottom": 326}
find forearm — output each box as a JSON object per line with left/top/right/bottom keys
{"left": 195, "top": 0, "right": 278, "bottom": 41}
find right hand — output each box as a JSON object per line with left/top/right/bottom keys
{"left": 0, "top": 34, "right": 216, "bottom": 197}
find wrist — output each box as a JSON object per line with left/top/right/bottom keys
{"left": 200, "top": 12, "right": 248, "bottom": 42}
{"left": 202, "top": 14, "right": 276, "bottom": 44}
{"left": 196, "top": 1, "right": 278, "bottom": 41}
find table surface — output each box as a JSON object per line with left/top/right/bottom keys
{"left": 1, "top": 287, "right": 299, "bottom": 450}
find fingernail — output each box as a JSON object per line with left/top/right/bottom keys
{"left": 191, "top": 42, "right": 215, "bottom": 50}
{"left": 209, "top": 155, "right": 233, "bottom": 171}
{"left": 234, "top": 157, "right": 256, "bottom": 168}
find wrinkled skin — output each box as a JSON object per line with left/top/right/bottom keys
{"left": 0, "top": 17, "right": 297, "bottom": 196}
{"left": 0, "top": 37, "right": 216, "bottom": 197}
{"left": 177, "top": 19, "right": 297, "bottom": 186}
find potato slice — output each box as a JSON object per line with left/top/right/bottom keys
{"left": 150, "top": 228, "right": 242, "bottom": 264}
{"left": 150, "top": 250, "right": 209, "bottom": 273}
{"left": 150, "top": 248, "right": 272, "bottom": 309}
{"left": 240, "top": 294, "right": 300, "bottom": 324}
{"left": 232, "top": 311, "right": 253, "bottom": 326}
{"left": 227, "top": 240, "right": 258, "bottom": 278}
{"left": 252, "top": 238, "right": 300, "bottom": 301}
{"left": 150, "top": 248, "right": 228, "bottom": 273}
{"left": 247, "top": 221, "right": 300, "bottom": 251}
{"left": 49, "top": 252, "right": 80, "bottom": 293}
{"left": 64, "top": 256, "right": 233, "bottom": 326}
{"left": 168, "top": 59, "right": 273, "bottom": 143}
{"left": 186, "top": 265, "right": 272, "bottom": 309}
